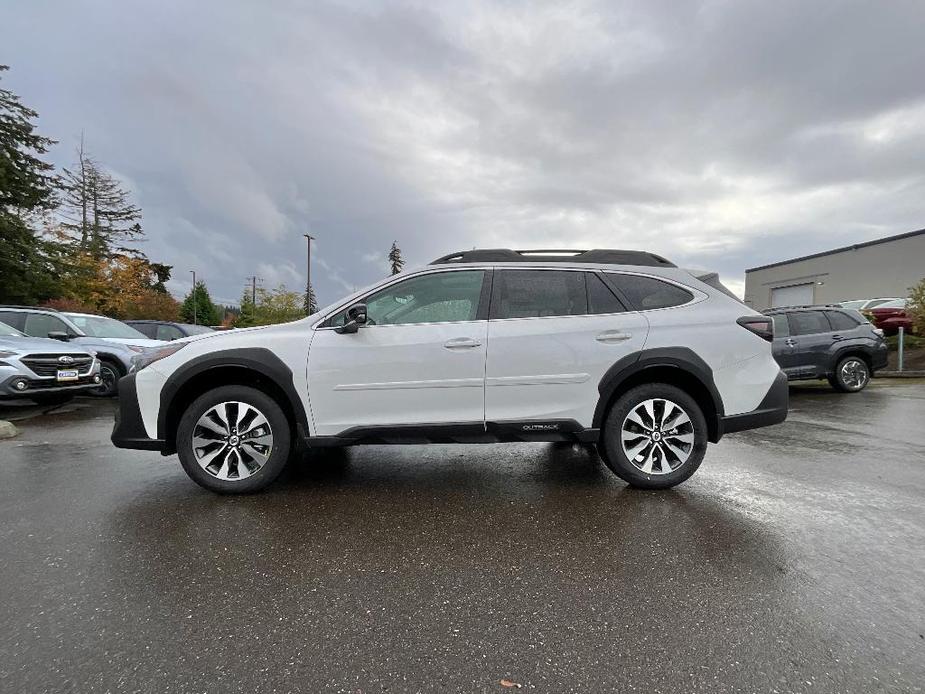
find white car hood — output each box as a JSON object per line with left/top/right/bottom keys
{"left": 98, "top": 337, "right": 166, "bottom": 348}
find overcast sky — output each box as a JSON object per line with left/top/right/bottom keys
{"left": 6, "top": 0, "right": 925, "bottom": 304}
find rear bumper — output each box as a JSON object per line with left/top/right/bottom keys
{"left": 111, "top": 373, "right": 165, "bottom": 451}
{"left": 871, "top": 344, "right": 889, "bottom": 372}
{"left": 719, "top": 369, "right": 788, "bottom": 437}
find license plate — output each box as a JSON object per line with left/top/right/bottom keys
{"left": 57, "top": 369, "right": 79, "bottom": 382}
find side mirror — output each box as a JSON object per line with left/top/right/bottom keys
{"left": 335, "top": 303, "right": 368, "bottom": 334}
{"left": 47, "top": 331, "right": 72, "bottom": 342}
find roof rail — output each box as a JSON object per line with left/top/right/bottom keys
{"left": 430, "top": 249, "right": 676, "bottom": 268}
{"left": 764, "top": 304, "right": 843, "bottom": 311}
{"left": 0, "top": 304, "right": 59, "bottom": 312}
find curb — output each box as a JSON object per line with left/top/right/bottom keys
{"left": 0, "top": 419, "right": 19, "bottom": 440}
{"left": 877, "top": 371, "right": 925, "bottom": 378}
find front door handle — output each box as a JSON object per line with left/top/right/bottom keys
{"left": 785, "top": 338, "right": 797, "bottom": 347}
{"left": 444, "top": 337, "right": 482, "bottom": 350}
{"left": 596, "top": 331, "right": 632, "bottom": 343}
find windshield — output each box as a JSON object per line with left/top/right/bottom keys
{"left": 64, "top": 313, "right": 150, "bottom": 339}
{"left": 0, "top": 321, "right": 25, "bottom": 337}
{"left": 181, "top": 324, "right": 214, "bottom": 335}
{"left": 874, "top": 299, "right": 907, "bottom": 309}
{"left": 839, "top": 300, "right": 865, "bottom": 309}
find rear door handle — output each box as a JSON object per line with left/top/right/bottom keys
{"left": 444, "top": 337, "right": 481, "bottom": 349}
{"left": 832, "top": 334, "right": 844, "bottom": 341}
{"left": 785, "top": 338, "right": 797, "bottom": 347}
{"left": 596, "top": 331, "right": 632, "bottom": 343}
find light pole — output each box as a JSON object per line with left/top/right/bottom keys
{"left": 304, "top": 234, "right": 315, "bottom": 314}
{"left": 190, "top": 270, "right": 197, "bottom": 325}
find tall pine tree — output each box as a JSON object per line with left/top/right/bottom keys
{"left": 0, "top": 65, "right": 61, "bottom": 303}
{"left": 59, "top": 138, "right": 143, "bottom": 259}
{"left": 303, "top": 282, "right": 318, "bottom": 315}
{"left": 388, "top": 240, "right": 404, "bottom": 275}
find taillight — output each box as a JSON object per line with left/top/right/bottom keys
{"left": 737, "top": 316, "right": 774, "bottom": 342}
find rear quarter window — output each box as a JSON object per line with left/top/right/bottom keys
{"left": 605, "top": 274, "right": 694, "bottom": 310}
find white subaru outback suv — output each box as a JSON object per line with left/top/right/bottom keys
{"left": 112, "top": 249, "right": 787, "bottom": 493}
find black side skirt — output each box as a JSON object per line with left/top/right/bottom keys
{"left": 306, "top": 419, "right": 600, "bottom": 447}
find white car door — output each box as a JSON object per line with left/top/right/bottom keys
{"left": 484, "top": 269, "right": 649, "bottom": 429}
{"left": 308, "top": 269, "right": 489, "bottom": 436}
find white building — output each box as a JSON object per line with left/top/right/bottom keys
{"left": 744, "top": 228, "right": 925, "bottom": 310}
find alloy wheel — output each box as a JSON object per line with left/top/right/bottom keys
{"left": 621, "top": 398, "right": 694, "bottom": 475}
{"left": 192, "top": 401, "right": 274, "bottom": 481}
{"left": 840, "top": 359, "right": 868, "bottom": 390}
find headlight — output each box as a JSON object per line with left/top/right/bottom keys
{"left": 131, "top": 343, "right": 187, "bottom": 372}
{"left": 127, "top": 345, "right": 147, "bottom": 353}
{"left": 0, "top": 350, "right": 19, "bottom": 359}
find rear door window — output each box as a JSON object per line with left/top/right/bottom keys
{"left": 605, "top": 274, "right": 693, "bottom": 310}
{"left": 824, "top": 311, "right": 860, "bottom": 331}
{"left": 586, "top": 273, "right": 627, "bottom": 314}
{"left": 788, "top": 311, "right": 830, "bottom": 336}
{"left": 492, "top": 270, "right": 587, "bottom": 319}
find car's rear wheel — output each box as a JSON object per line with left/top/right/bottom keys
{"left": 176, "top": 385, "right": 291, "bottom": 494}
{"left": 599, "top": 383, "right": 707, "bottom": 489}
{"left": 829, "top": 356, "right": 870, "bottom": 392}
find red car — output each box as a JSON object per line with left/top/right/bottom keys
{"left": 868, "top": 299, "right": 914, "bottom": 335}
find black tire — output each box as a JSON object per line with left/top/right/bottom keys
{"left": 828, "top": 356, "right": 870, "bottom": 393}
{"left": 93, "top": 359, "right": 122, "bottom": 397}
{"left": 176, "top": 385, "right": 291, "bottom": 494}
{"left": 599, "top": 383, "right": 708, "bottom": 490}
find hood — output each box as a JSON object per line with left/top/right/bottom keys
{"left": 93, "top": 337, "right": 166, "bottom": 348}
{"left": 0, "top": 335, "right": 96, "bottom": 354}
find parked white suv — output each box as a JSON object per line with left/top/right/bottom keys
{"left": 112, "top": 249, "right": 787, "bottom": 493}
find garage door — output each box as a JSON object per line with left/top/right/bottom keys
{"left": 770, "top": 283, "right": 814, "bottom": 308}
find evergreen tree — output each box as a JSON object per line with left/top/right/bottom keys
{"left": 388, "top": 241, "right": 404, "bottom": 275}
{"left": 304, "top": 282, "right": 318, "bottom": 315}
{"left": 180, "top": 280, "right": 221, "bottom": 325}
{"left": 236, "top": 289, "right": 257, "bottom": 328}
{"left": 0, "top": 65, "right": 61, "bottom": 303}
{"left": 58, "top": 139, "right": 143, "bottom": 259}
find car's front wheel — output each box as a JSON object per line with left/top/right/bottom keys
{"left": 828, "top": 356, "right": 870, "bottom": 392}
{"left": 599, "top": 383, "right": 708, "bottom": 490}
{"left": 176, "top": 385, "right": 291, "bottom": 494}
{"left": 93, "top": 359, "right": 122, "bottom": 397}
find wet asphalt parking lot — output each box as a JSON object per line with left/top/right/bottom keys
{"left": 1, "top": 382, "right": 923, "bottom": 693}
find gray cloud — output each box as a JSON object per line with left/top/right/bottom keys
{"left": 6, "top": 0, "right": 925, "bottom": 304}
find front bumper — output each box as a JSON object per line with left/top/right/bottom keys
{"left": 719, "top": 369, "right": 789, "bottom": 436}
{"left": 111, "top": 373, "right": 165, "bottom": 451}
{"left": 0, "top": 372, "right": 102, "bottom": 398}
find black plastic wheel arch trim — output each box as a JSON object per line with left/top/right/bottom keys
{"left": 156, "top": 348, "right": 310, "bottom": 448}
{"left": 593, "top": 347, "right": 726, "bottom": 441}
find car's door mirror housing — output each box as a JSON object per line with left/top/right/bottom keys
{"left": 335, "top": 303, "right": 368, "bottom": 334}
{"left": 47, "top": 331, "right": 72, "bottom": 342}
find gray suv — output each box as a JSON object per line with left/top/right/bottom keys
{"left": 0, "top": 307, "right": 161, "bottom": 396}
{"left": 764, "top": 305, "right": 889, "bottom": 392}
{"left": 0, "top": 320, "right": 101, "bottom": 404}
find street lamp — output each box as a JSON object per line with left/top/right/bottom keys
{"left": 190, "top": 270, "right": 197, "bottom": 325}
